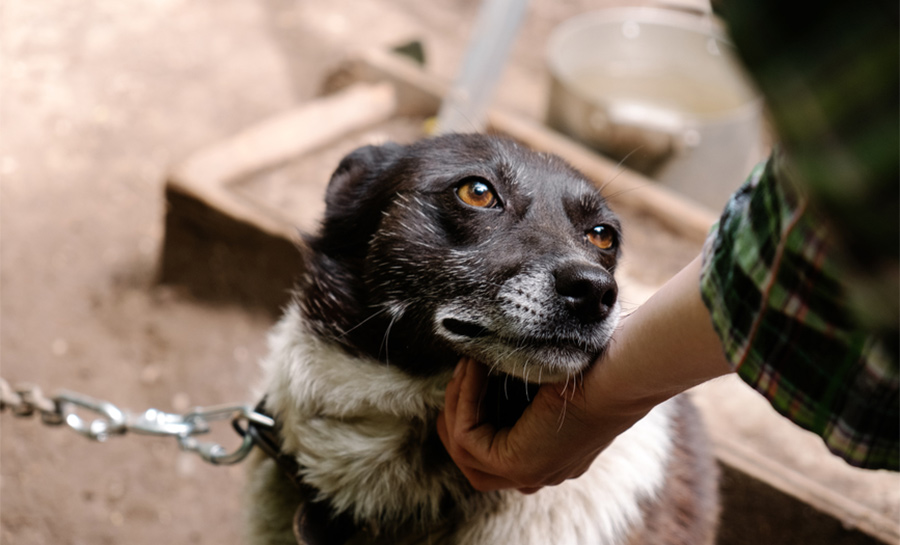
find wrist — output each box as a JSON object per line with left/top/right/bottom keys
{"left": 587, "top": 321, "right": 676, "bottom": 420}
{"left": 580, "top": 256, "right": 733, "bottom": 425}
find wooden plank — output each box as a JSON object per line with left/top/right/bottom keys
{"left": 715, "top": 435, "right": 899, "bottom": 544}
{"left": 487, "top": 110, "right": 718, "bottom": 243}
{"left": 160, "top": 81, "right": 398, "bottom": 314}
{"left": 168, "top": 81, "right": 398, "bottom": 241}
{"left": 353, "top": 48, "right": 718, "bottom": 243}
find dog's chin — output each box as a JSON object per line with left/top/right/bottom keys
{"left": 478, "top": 346, "right": 602, "bottom": 429}
{"left": 488, "top": 344, "right": 598, "bottom": 383}
{"left": 439, "top": 318, "right": 606, "bottom": 383}
{"left": 483, "top": 373, "right": 541, "bottom": 430}
{"left": 437, "top": 314, "right": 612, "bottom": 427}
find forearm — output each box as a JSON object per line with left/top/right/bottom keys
{"left": 586, "top": 255, "right": 733, "bottom": 417}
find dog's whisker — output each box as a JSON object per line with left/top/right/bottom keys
{"left": 574, "top": 370, "right": 585, "bottom": 402}
{"left": 602, "top": 182, "right": 654, "bottom": 203}
{"left": 523, "top": 364, "right": 532, "bottom": 402}
{"left": 567, "top": 371, "right": 578, "bottom": 404}
{"left": 438, "top": 101, "right": 484, "bottom": 134}
{"left": 340, "top": 307, "right": 391, "bottom": 338}
{"left": 556, "top": 390, "right": 569, "bottom": 432}
{"left": 380, "top": 313, "right": 400, "bottom": 366}
{"left": 597, "top": 145, "right": 644, "bottom": 195}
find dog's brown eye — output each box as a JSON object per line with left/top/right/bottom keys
{"left": 587, "top": 225, "right": 616, "bottom": 250}
{"left": 456, "top": 178, "right": 498, "bottom": 208}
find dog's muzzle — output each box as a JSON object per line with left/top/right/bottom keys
{"left": 435, "top": 260, "right": 620, "bottom": 381}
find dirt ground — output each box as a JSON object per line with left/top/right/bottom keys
{"left": 0, "top": 1, "right": 636, "bottom": 543}
{"left": 3, "top": 1, "right": 898, "bottom": 545}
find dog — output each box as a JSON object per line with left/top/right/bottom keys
{"left": 245, "top": 134, "right": 719, "bottom": 544}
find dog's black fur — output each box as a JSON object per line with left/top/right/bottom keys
{"left": 248, "top": 133, "right": 719, "bottom": 545}
{"left": 299, "top": 133, "right": 621, "bottom": 380}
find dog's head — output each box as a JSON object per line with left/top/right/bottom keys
{"left": 300, "top": 134, "right": 621, "bottom": 383}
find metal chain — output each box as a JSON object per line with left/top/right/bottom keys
{"left": 0, "top": 379, "right": 65, "bottom": 424}
{"left": 0, "top": 377, "right": 273, "bottom": 465}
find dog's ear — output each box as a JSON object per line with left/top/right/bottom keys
{"left": 311, "top": 143, "right": 407, "bottom": 257}
{"left": 325, "top": 143, "right": 403, "bottom": 210}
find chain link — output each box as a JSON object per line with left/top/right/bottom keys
{"left": 0, "top": 379, "right": 65, "bottom": 424}
{"left": 0, "top": 377, "right": 273, "bottom": 465}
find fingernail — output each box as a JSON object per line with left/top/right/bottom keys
{"left": 453, "top": 360, "right": 463, "bottom": 378}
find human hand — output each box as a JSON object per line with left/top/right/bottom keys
{"left": 436, "top": 257, "right": 733, "bottom": 494}
{"left": 436, "top": 357, "right": 648, "bottom": 494}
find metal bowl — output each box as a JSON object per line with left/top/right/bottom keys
{"left": 546, "top": 7, "right": 764, "bottom": 210}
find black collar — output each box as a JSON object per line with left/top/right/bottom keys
{"left": 243, "top": 398, "right": 366, "bottom": 545}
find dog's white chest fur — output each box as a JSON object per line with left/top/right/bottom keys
{"left": 253, "top": 304, "right": 675, "bottom": 544}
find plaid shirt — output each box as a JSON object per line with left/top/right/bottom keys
{"left": 700, "top": 1, "right": 898, "bottom": 470}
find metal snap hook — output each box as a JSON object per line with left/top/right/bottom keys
{"left": 56, "top": 390, "right": 127, "bottom": 441}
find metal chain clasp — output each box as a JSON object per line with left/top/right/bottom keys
{"left": 56, "top": 390, "right": 128, "bottom": 441}
{"left": 1, "top": 378, "right": 273, "bottom": 466}
{"left": 171, "top": 404, "right": 274, "bottom": 465}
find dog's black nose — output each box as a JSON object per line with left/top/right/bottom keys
{"left": 554, "top": 262, "right": 618, "bottom": 323}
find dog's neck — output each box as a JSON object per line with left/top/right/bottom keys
{"left": 261, "top": 304, "right": 476, "bottom": 529}
{"left": 259, "top": 303, "right": 678, "bottom": 543}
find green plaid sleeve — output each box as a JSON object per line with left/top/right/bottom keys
{"left": 720, "top": 0, "right": 899, "bottom": 346}
{"left": 700, "top": 152, "right": 898, "bottom": 470}
{"left": 698, "top": 0, "right": 899, "bottom": 470}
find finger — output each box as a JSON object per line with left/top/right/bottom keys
{"left": 440, "top": 359, "right": 511, "bottom": 476}
{"left": 438, "top": 411, "right": 503, "bottom": 483}
{"left": 441, "top": 360, "right": 465, "bottom": 434}
{"left": 458, "top": 464, "right": 521, "bottom": 492}
{"left": 436, "top": 411, "right": 450, "bottom": 451}
{"left": 440, "top": 359, "right": 550, "bottom": 491}
{"left": 437, "top": 411, "right": 477, "bottom": 468}
{"left": 439, "top": 359, "right": 488, "bottom": 469}
{"left": 455, "top": 357, "right": 490, "bottom": 433}
{"left": 451, "top": 359, "right": 508, "bottom": 470}
{"left": 517, "top": 487, "right": 543, "bottom": 495}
